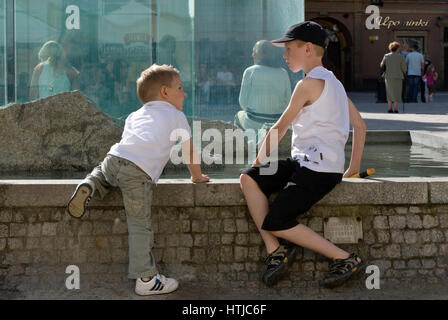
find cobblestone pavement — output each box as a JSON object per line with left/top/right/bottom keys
{"left": 2, "top": 281, "right": 448, "bottom": 300}
{"left": 348, "top": 91, "right": 448, "bottom": 134}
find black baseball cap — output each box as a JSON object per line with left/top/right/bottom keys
{"left": 271, "top": 21, "right": 328, "bottom": 48}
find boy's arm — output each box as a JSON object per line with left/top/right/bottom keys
{"left": 253, "top": 79, "right": 311, "bottom": 166}
{"left": 181, "top": 138, "right": 210, "bottom": 183}
{"left": 344, "top": 97, "right": 366, "bottom": 178}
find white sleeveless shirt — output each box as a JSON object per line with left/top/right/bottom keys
{"left": 291, "top": 66, "right": 349, "bottom": 173}
{"left": 38, "top": 63, "right": 71, "bottom": 98}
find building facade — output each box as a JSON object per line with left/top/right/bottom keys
{"left": 306, "top": 0, "right": 448, "bottom": 90}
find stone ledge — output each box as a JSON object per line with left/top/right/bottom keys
{"left": 348, "top": 130, "right": 411, "bottom": 145}
{"left": 410, "top": 131, "right": 448, "bottom": 149}
{"left": 1, "top": 177, "right": 447, "bottom": 207}
{"left": 1, "top": 179, "right": 448, "bottom": 293}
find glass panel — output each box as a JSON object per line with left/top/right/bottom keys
{"left": 156, "top": 0, "right": 194, "bottom": 117}
{"left": 96, "top": 0, "right": 152, "bottom": 119}
{"left": 194, "top": 0, "right": 304, "bottom": 126}
{"left": 15, "top": 0, "right": 68, "bottom": 103}
{"left": 7, "top": 0, "right": 304, "bottom": 178}
{"left": 0, "top": 0, "right": 5, "bottom": 106}
{"left": 11, "top": 0, "right": 303, "bottom": 122}
{"left": 14, "top": 0, "right": 153, "bottom": 120}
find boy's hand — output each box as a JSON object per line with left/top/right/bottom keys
{"left": 191, "top": 174, "right": 210, "bottom": 183}
{"left": 343, "top": 167, "right": 359, "bottom": 178}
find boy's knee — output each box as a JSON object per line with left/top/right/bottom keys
{"left": 239, "top": 173, "right": 254, "bottom": 189}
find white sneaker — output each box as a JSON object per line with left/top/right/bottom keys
{"left": 66, "top": 180, "right": 94, "bottom": 219}
{"left": 135, "top": 274, "right": 179, "bottom": 296}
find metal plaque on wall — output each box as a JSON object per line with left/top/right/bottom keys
{"left": 323, "top": 217, "right": 363, "bottom": 244}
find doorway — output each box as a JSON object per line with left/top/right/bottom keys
{"left": 312, "top": 17, "right": 353, "bottom": 90}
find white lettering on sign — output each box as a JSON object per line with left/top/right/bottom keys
{"left": 66, "top": 5, "right": 80, "bottom": 30}
{"left": 365, "top": 5, "right": 380, "bottom": 30}
{"left": 365, "top": 265, "right": 381, "bottom": 289}
{"left": 65, "top": 265, "right": 80, "bottom": 289}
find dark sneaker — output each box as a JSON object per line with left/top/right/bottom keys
{"left": 262, "top": 242, "right": 298, "bottom": 287}
{"left": 322, "top": 253, "right": 366, "bottom": 288}
{"left": 67, "top": 182, "right": 93, "bottom": 219}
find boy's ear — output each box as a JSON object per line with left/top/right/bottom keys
{"left": 305, "top": 42, "right": 313, "bottom": 55}
{"left": 160, "top": 85, "right": 169, "bottom": 98}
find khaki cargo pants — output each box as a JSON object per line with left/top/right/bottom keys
{"left": 85, "top": 154, "right": 157, "bottom": 279}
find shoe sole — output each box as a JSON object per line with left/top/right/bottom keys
{"left": 262, "top": 247, "right": 298, "bottom": 287}
{"left": 135, "top": 283, "right": 179, "bottom": 296}
{"left": 66, "top": 184, "right": 92, "bottom": 219}
{"left": 322, "top": 259, "right": 368, "bottom": 289}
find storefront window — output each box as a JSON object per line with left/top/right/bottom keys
{"left": 397, "top": 36, "right": 425, "bottom": 54}
{"left": 2, "top": 0, "right": 304, "bottom": 124}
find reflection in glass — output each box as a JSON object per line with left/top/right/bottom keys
{"left": 3, "top": 0, "right": 303, "bottom": 127}
{"left": 98, "top": 0, "right": 152, "bottom": 119}
{"left": 29, "top": 40, "right": 80, "bottom": 99}
{"left": 193, "top": 0, "right": 303, "bottom": 123}
{"left": 156, "top": 0, "right": 194, "bottom": 117}
{"left": 234, "top": 40, "right": 291, "bottom": 132}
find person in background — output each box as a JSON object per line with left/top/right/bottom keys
{"left": 400, "top": 42, "right": 409, "bottom": 102}
{"left": 216, "top": 64, "right": 235, "bottom": 105}
{"left": 79, "top": 63, "right": 112, "bottom": 109}
{"left": 400, "top": 42, "right": 409, "bottom": 58}
{"left": 196, "top": 63, "right": 213, "bottom": 106}
{"left": 30, "top": 40, "right": 79, "bottom": 100}
{"left": 235, "top": 40, "right": 291, "bottom": 145}
{"left": 380, "top": 41, "right": 407, "bottom": 113}
{"left": 420, "top": 55, "right": 432, "bottom": 103}
{"left": 405, "top": 44, "right": 424, "bottom": 103}
{"left": 423, "top": 64, "right": 438, "bottom": 102}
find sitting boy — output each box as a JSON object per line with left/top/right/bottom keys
{"left": 240, "top": 21, "right": 367, "bottom": 288}
{"left": 67, "top": 64, "right": 209, "bottom": 295}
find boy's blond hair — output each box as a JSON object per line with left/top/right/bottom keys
{"left": 137, "top": 64, "right": 180, "bottom": 103}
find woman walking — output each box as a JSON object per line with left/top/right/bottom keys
{"left": 380, "top": 41, "right": 407, "bottom": 113}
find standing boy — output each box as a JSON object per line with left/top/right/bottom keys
{"left": 67, "top": 64, "right": 209, "bottom": 295}
{"left": 239, "top": 21, "right": 367, "bottom": 288}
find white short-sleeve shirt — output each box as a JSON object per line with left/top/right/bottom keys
{"left": 108, "top": 101, "right": 191, "bottom": 183}
{"left": 406, "top": 52, "right": 424, "bottom": 76}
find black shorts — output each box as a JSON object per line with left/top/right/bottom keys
{"left": 243, "top": 158, "right": 342, "bottom": 231}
